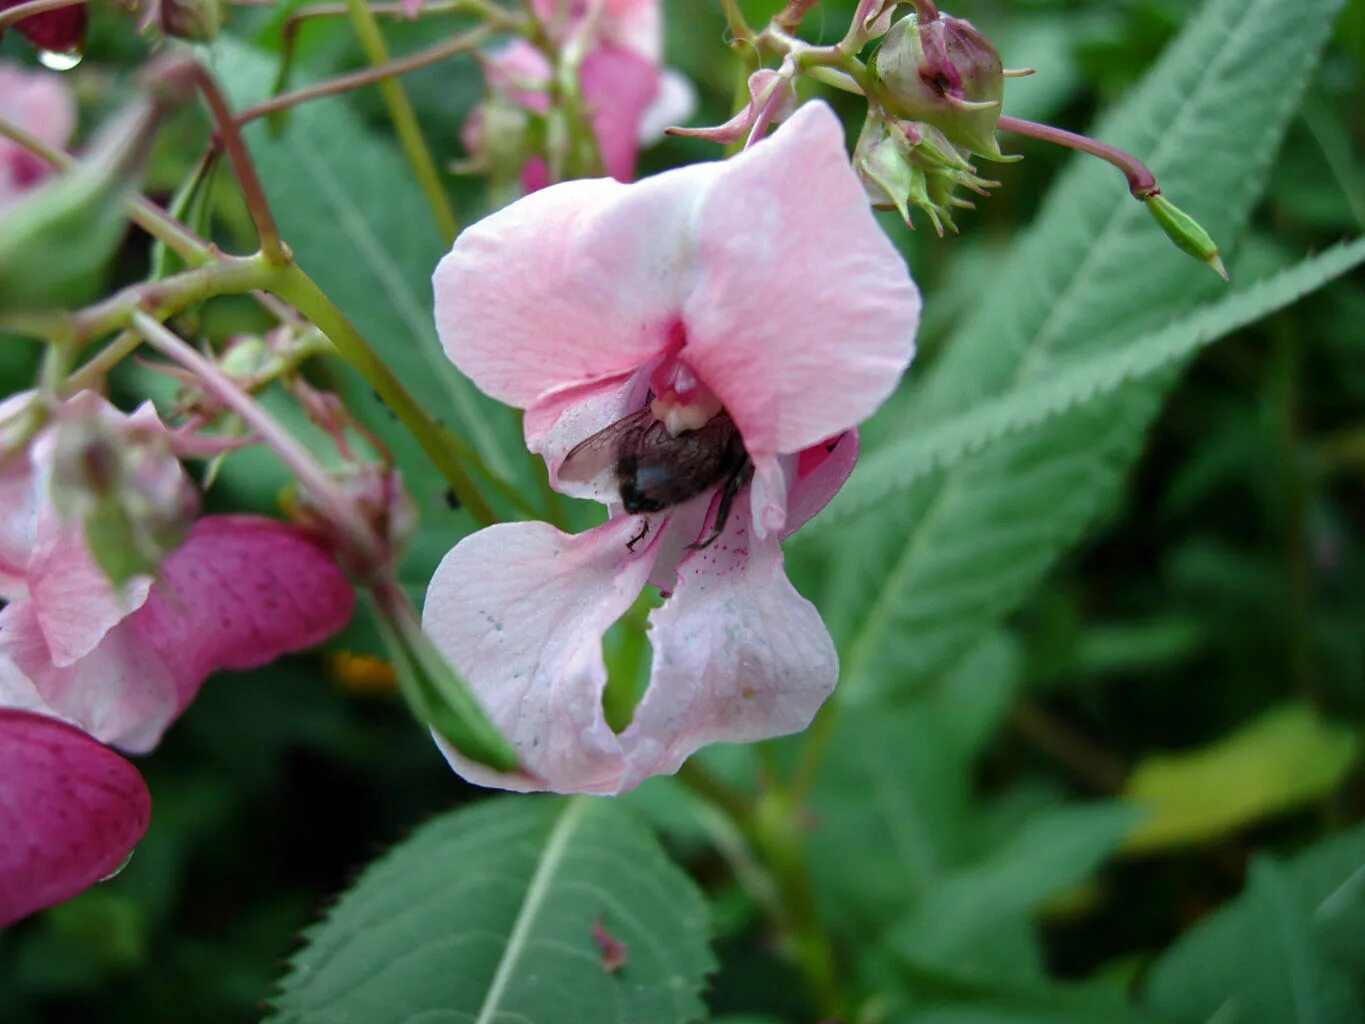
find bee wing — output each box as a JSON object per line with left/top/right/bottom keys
{"left": 558, "top": 407, "right": 656, "bottom": 484}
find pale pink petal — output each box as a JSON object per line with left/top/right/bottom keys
{"left": 129, "top": 516, "right": 355, "bottom": 711}
{"left": 580, "top": 45, "right": 660, "bottom": 182}
{"left": 0, "top": 64, "right": 76, "bottom": 205}
{"left": 783, "top": 429, "right": 858, "bottom": 538}
{"left": 681, "top": 102, "right": 920, "bottom": 458}
{"left": 748, "top": 454, "right": 789, "bottom": 538}
{"left": 0, "top": 709, "right": 151, "bottom": 928}
{"left": 434, "top": 166, "right": 710, "bottom": 408}
{"left": 0, "top": 602, "right": 178, "bottom": 754}
{"left": 619, "top": 490, "right": 837, "bottom": 786}
{"left": 0, "top": 450, "right": 37, "bottom": 591}
{"left": 422, "top": 516, "right": 660, "bottom": 793}
{"left": 28, "top": 508, "right": 152, "bottom": 668}
{"left": 400, "top": 0, "right": 422, "bottom": 16}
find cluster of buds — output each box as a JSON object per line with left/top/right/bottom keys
{"left": 855, "top": 3, "right": 1011, "bottom": 233}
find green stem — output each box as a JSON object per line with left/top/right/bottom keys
{"left": 675, "top": 762, "right": 842, "bottom": 1017}
{"left": 267, "top": 264, "right": 498, "bottom": 526}
{"left": 62, "top": 329, "right": 143, "bottom": 395}
{"left": 343, "top": 0, "right": 460, "bottom": 245}
{"left": 240, "top": 22, "right": 494, "bottom": 129}
{"left": 72, "top": 254, "right": 277, "bottom": 344}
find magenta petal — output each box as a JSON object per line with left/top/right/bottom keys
{"left": 422, "top": 517, "right": 659, "bottom": 793}
{"left": 0, "top": 709, "right": 150, "bottom": 929}
{"left": 580, "top": 45, "right": 660, "bottom": 182}
{"left": 129, "top": 516, "right": 354, "bottom": 710}
{"left": 682, "top": 103, "right": 920, "bottom": 459}
{"left": 620, "top": 490, "right": 837, "bottom": 787}
{"left": 783, "top": 429, "right": 859, "bottom": 539}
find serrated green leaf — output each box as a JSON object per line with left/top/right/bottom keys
{"left": 818, "top": 238, "right": 1365, "bottom": 525}
{"left": 268, "top": 796, "right": 714, "bottom": 1024}
{"left": 1121, "top": 703, "right": 1360, "bottom": 853}
{"left": 1145, "top": 824, "right": 1365, "bottom": 1024}
{"left": 818, "top": 0, "right": 1347, "bottom": 702}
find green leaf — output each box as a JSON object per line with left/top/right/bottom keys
{"left": 1121, "top": 703, "right": 1360, "bottom": 853}
{"left": 815, "top": 0, "right": 1347, "bottom": 702}
{"left": 210, "top": 41, "right": 526, "bottom": 521}
{"left": 268, "top": 797, "right": 714, "bottom": 1024}
{"left": 818, "top": 238, "right": 1365, "bottom": 526}
{"left": 886, "top": 803, "right": 1141, "bottom": 976}
{"left": 807, "top": 632, "right": 1022, "bottom": 933}
{"left": 1145, "top": 824, "right": 1365, "bottom": 1024}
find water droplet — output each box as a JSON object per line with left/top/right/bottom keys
{"left": 37, "top": 49, "right": 82, "bottom": 71}
{"left": 99, "top": 848, "right": 136, "bottom": 883}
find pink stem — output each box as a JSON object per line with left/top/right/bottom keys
{"left": 997, "top": 114, "right": 1158, "bottom": 198}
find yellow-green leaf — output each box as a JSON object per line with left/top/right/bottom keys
{"left": 1122, "top": 704, "right": 1359, "bottom": 853}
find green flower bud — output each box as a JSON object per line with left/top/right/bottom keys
{"left": 871, "top": 8, "right": 1007, "bottom": 161}
{"left": 153, "top": 0, "right": 223, "bottom": 42}
{"left": 1144, "top": 193, "right": 1228, "bottom": 281}
{"left": 854, "top": 115, "right": 998, "bottom": 236}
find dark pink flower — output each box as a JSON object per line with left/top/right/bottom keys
{"left": 0, "top": 61, "right": 76, "bottom": 205}
{"left": 0, "top": 393, "right": 355, "bottom": 923}
{"left": 0, "top": 710, "right": 149, "bottom": 928}
{"left": 0, "top": 1, "right": 87, "bottom": 56}
{"left": 427, "top": 103, "right": 920, "bottom": 793}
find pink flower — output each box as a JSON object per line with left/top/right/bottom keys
{"left": 462, "top": 0, "right": 693, "bottom": 191}
{"left": 0, "top": 393, "right": 355, "bottom": 925}
{"left": 427, "top": 102, "right": 920, "bottom": 794}
{"left": 0, "top": 61, "right": 76, "bottom": 206}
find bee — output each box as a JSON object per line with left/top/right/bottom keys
{"left": 559, "top": 404, "right": 751, "bottom": 551}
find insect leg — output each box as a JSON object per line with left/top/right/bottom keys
{"left": 626, "top": 518, "right": 651, "bottom": 551}
{"left": 689, "top": 461, "right": 749, "bottom": 551}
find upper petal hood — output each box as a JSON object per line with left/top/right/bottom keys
{"left": 434, "top": 102, "right": 919, "bottom": 459}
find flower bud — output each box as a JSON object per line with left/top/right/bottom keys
{"left": 871, "top": 8, "right": 1007, "bottom": 160}
{"left": 150, "top": 0, "right": 223, "bottom": 42}
{"left": 49, "top": 395, "right": 199, "bottom": 587}
{"left": 854, "top": 116, "right": 997, "bottom": 235}
{"left": 1144, "top": 192, "right": 1228, "bottom": 281}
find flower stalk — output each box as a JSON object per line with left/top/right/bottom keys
{"left": 343, "top": 0, "right": 461, "bottom": 244}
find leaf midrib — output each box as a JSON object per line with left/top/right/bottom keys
{"left": 474, "top": 797, "right": 591, "bottom": 1024}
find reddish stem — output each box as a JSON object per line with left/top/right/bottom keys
{"left": 997, "top": 114, "right": 1158, "bottom": 198}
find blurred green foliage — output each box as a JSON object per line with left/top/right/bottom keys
{"left": 1, "top": 0, "right": 1363, "bottom": 1021}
